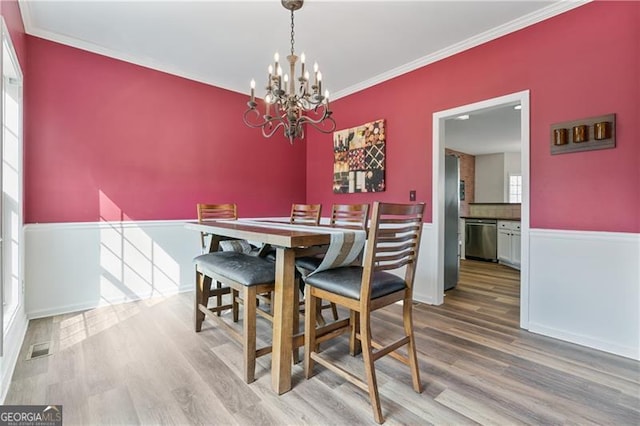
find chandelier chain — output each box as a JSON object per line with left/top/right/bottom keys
{"left": 290, "top": 9, "right": 295, "bottom": 57}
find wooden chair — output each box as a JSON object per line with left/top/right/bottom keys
{"left": 194, "top": 202, "right": 302, "bottom": 382}
{"left": 196, "top": 203, "right": 237, "bottom": 253}
{"left": 303, "top": 202, "right": 425, "bottom": 424}
{"left": 194, "top": 251, "right": 289, "bottom": 383}
{"left": 195, "top": 203, "right": 237, "bottom": 319}
{"left": 296, "top": 203, "right": 370, "bottom": 324}
{"left": 330, "top": 203, "right": 370, "bottom": 230}
{"left": 290, "top": 203, "right": 322, "bottom": 225}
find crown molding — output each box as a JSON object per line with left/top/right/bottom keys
{"left": 17, "top": 0, "right": 244, "bottom": 94}
{"left": 18, "top": 0, "right": 591, "bottom": 100}
{"left": 332, "top": 0, "right": 591, "bottom": 100}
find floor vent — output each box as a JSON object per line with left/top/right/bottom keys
{"left": 26, "top": 341, "right": 53, "bottom": 360}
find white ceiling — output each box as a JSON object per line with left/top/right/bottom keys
{"left": 19, "top": 0, "right": 586, "bottom": 154}
{"left": 445, "top": 103, "right": 522, "bottom": 155}
{"left": 19, "top": 0, "right": 586, "bottom": 100}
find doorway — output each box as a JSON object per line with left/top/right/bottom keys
{"left": 432, "top": 90, "right": 530, "bottom": 329}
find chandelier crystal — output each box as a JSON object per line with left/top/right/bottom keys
{"left": 243, "top": 0, "right": 336, "bottom": 144}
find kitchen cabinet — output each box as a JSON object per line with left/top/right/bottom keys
{"left": 497, "top": 221, "right": 520, "bottom": 269}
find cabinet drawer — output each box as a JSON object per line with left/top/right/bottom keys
{"left": 498, "top": 220, "right": 520, "bottom": 230}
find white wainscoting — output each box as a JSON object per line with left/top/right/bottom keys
{"left": 24, "top": 220, "right": 440, "bottom": 317}
{"left": 24, "top": 220, "right": 200, "bottom": 319}
{"left": 528, "top": 229, "right": 640, "bottom": 360}
{"left": 23, "top": 221, "right": 639, "bottom": 360}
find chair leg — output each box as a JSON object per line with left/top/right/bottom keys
{"left": 304, "top": 287, "right": 318, "bottom": 379}
{"left": 243, "top": 286, "right": 257, "bottom": 383}
{"left": 315, "top": 298, "right": 326, "bottom": 327}
{"left": 349, "top": 310, "right": 361, "bottom": 356}
{"left": 215, "top": 281, "right": 223, "bottom": 316}
{"left": 330, "top": 302, "right": 339, "bottom": 321}
{"left": 232, "top": 289, "right": 240, "bottom": 322}
{"left": 194, "top": 269, "right": 210, "bottom": 332}
{"left": 292, "top": 280, "right": 300, "bottom": 364}
{"left": 361, "top": 314, "right": 383, "bottom": 424}
{"left": 403, "top": 296, "right": 422, "bottom": 393}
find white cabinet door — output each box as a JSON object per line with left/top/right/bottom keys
{"left": 511, "top": 231, "right": 521, "bottom": 267}
{"left": 497, "top": 221, "right": 520, "bottom": 269}
{"left": 497, "top": 229, "right": 511, "bottom": 262}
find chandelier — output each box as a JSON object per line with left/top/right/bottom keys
{"left": 243, "top": 0, "right": 336, "bottom": 144}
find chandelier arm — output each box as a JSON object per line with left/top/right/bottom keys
{"left": 298, "top": 115, "right": 337, "bottom": 134}
{"left": 243, "top": 108, "right": 286, "bottom": 132}
{"left": 295, "top": 104, "right": 332, "bottom": 124}
{"left": 262, "top": 120, "right": 287, "bottom": 139}
{"left": 243, "top": 108, "right": 272, "bottom": 129}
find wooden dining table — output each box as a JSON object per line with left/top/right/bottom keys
{"left": 185, "top": 219, "right": 361, "bottom": 394}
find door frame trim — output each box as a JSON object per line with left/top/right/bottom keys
{"left": 431, "top": 90, "right": 530, "bottom": 329}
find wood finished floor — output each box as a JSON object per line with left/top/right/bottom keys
{"left": 5, "top": 260, "right": 640, "bottom": 425}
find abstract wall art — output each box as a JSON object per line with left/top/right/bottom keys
{"left": 332, "top": 118, "right": 386, "bottom": 193}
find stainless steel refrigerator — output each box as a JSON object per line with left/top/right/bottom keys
{"left": 444, "top": 155, "right": 460, "bottom": 291}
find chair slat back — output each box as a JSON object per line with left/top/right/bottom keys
{"left": 197, "top": 203, "right": 238, "bottom": 252}
{"left": 290, "top": 204, "right": 322, "bottom": 226}
{"left": 330, "top": 204, "right": 370, "bottom": 230}
{"left": 361, "top": 202, "right": 425, "bottom": 300}
{"left": 197, "top": 203, "right": 237, "bottom": 222}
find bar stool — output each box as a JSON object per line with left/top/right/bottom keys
{"left": 303, "top": 202, "right": 425, "bottom": 423}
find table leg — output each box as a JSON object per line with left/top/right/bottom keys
{"left": 271, "top": 247, "right": 295, "bottom": 394}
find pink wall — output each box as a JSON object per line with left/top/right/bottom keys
{"left": 25, "top": 37, "right": 306, "bottom": 223}
{"left": 306, "top": 1, "right": 639, "bottom": 233}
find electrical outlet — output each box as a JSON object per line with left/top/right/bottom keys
{"left": 409, "top": 190, "right": 416, "bottom": 201}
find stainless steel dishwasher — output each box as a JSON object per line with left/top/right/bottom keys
{"left": 465, "top": 219, "right": 497, "bottom": 262}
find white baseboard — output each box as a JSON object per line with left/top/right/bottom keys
{"left": 528, "top": 321, "right": 638, "bottom": 361}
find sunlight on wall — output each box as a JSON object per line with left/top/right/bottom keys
{"left": 53, "top": 192, "right": 186, "bottom": 349}
{"left": 98, "top": 191, "right": 181, "bottom": 306}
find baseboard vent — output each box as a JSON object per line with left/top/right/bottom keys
{"left": 26, "top": 341, "right": 53, "bottom": 360}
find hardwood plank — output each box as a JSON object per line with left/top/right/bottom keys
{"left": 4, "top": 259, "right": 639, "bottom": 425}
{"left": 86, "top": 385, "right": 141, "bottom": 425}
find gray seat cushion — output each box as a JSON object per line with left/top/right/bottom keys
{"left": 264, "top": 248, "right": 276, "bottom": 262}
{"left": 304, "top": 266, "right": 406, "bottom": 300}
{"left": 295, "top": 256, "right": 323, "bottom": 272}
{"left": 194, "top": 252, "right": 275, "bottom": 286}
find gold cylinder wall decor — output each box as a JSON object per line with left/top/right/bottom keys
{"left": 572, "top": 125, "right": 588, "bottom": 143}
{"left": 594, "top": 121, "right": 611, "bottom": 140}
{"left": 550, "top": 113, "right": 615, "bottom": 155}
{"left": 553, "top": 128, "right": 568, "bottom": 145}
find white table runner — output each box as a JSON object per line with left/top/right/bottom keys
{"left": 236, "top": 220, "right": 366, "bottom": 275}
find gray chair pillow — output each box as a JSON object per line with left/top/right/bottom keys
{"left": 219, "top": 239, "right": 253, "bottom": 254}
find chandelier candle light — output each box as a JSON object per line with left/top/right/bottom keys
{"left": 243, "top": 0, "right": 336, "bottom": 144}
